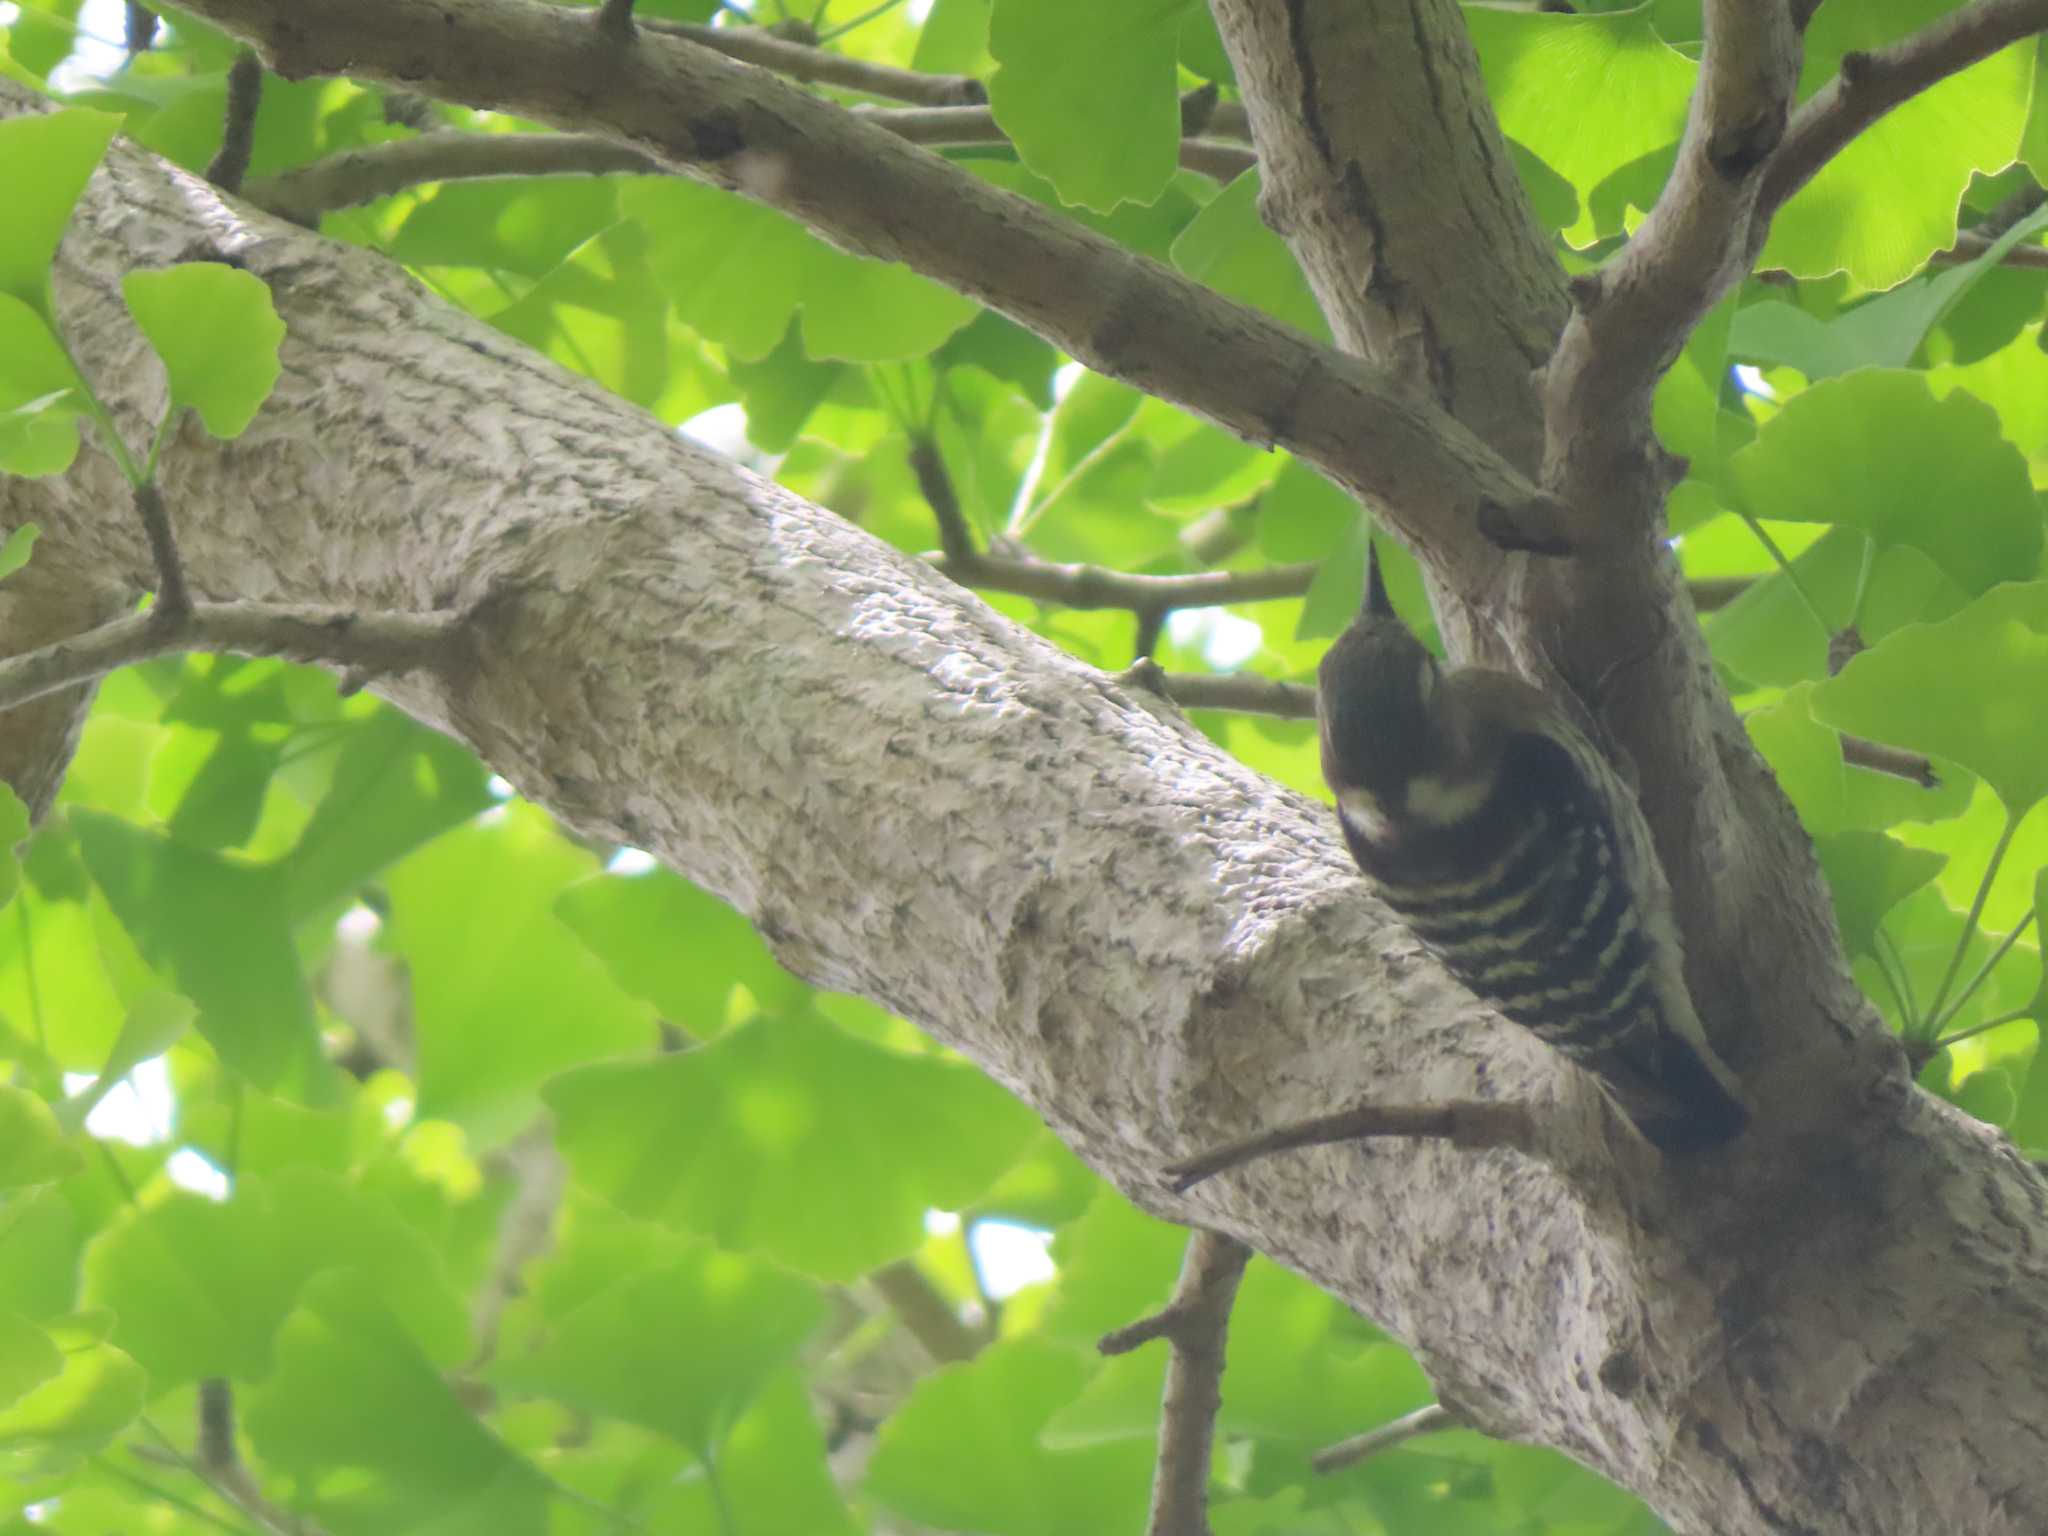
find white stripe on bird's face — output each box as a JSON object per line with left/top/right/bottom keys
{"left": 1337, "top": 787, "right": 1393, "bottom": 842}
{"left": 1404, "top": 770, "right": 1496, "bottom": 826}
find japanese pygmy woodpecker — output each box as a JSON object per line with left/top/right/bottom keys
{"left": 1316, "top": 547, "right": 1749, "bottom": 1153}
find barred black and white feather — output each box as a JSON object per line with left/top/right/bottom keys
{"left": 1317, "top": 552, "right": 1747, "bottom": 1153}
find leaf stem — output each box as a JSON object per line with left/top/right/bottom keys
{"left": 1876, "top": 924, "right": 1921, "bottom": 1032}
{"left": 1735, "top": 509, "right": 1831, "bottom": 638}
{"left": 1866, "top": 927, "right": 1916, "bottom": 1031}
{"left": 1846, "top": 533, "right": 1877, "bottom": 632}
{"left": 1924, "top": 807, "right": 2022, "bottom": 1031}
{"left": 1933, "top": 1008, "right": 2036, "bottom": 1052}
{"left": 1928, "top": 906, "right": 2036, "bottom": 1035}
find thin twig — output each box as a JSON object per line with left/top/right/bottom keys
{"left": 1165, "top": 1100, "right": 1537, "bottom": 1193}
{"left": 0, "top": 601, "right": 459, "bottom": 714}
{"left": 468, "top": 1122, "right": 562, "bottom": 1370}
{"left": 909, "top": 436, "right": 976, "bottom": 563}
{"left": 1840, "top": 735, "right": 1938, "bottom": 788}
{"left": 937, "top": 551, "right": 1318, "bottom": 614}
{"left": 1133, "top": 606, "right": 1167, "bottom": 661}
{"left": 125, "top": 1, "right": 159, "bottom": 55}
{"left": 1311, "top": 1404, "right": 1458, "bottom": 1474}
{"left": 1098, "top": 1231, "right": 1250, "bottom": 1536}
{"left": 641, "top": 16, "right": 986, "bottom": 105}
{"left": 1132, "top": 668, "right": 1315, "bottom": 719}
{"left": 133, "top": 481, "right": 191, "bottom": 623}
{"left": 872, "top": 1259, "right": 986, "bottom": 1364}
{"left": 1934, "top": 233, "right": 2048, "bottom": 270}
{"left": 245, "top": 116, "right": 1252, "bottom": 225}
{"left": 204, "top": 50, "right": 264, "bottom": 194}
{"left": 1761, "top": 0, "right": 2048, "bottom": 218}
{"left": 143, "top": 1398, "right": 329, "bottom": 1536}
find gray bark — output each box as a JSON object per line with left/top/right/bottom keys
{"left": 2, "top": 54, "right": 2046, "bottom": 1536}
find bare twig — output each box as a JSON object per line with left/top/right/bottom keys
{"left": 133, "top": 482, "right": 191, "bottom": 623}
{"left": 912, "top": 433, "right": 1311, "bottom": 619}
{"left": 1762, "top": 0, "right": 2048, "bottom": 218}
{"left": 0, "top": 601, "right": 458, "bottom": 714}
{"left": 939, "top": 552, "right": 1317, "bottom": 614}
{"left": 469, "top": 1123, "right": 563, "bottom": 1369}
{"left": 873, "top": 101, "right": 1255, "bottom": 179}
{"left": 125, "top": 1, "right": 159, "bottom": 55}
{"left": 871, "top": 1260, "right": 985, "bottom": 1364}
{"left": 1098, "top": 1231, "right": 1250, "bottom": 1536}
{"left": 188, "top": 1383, "right": 326, "bottom": 1536}
{"left": 246, "top": 113, "right": 1252, "bottom": 225}
{"left": 245, "top": 133, "right": 655, "bottom": 223}
{"left": 1975, "top": 182, "right": 2048, "bottom": 240}
{"left": 1311, "top": 1403, "right": 1458, "bottom": 1474}
{"left": 1133, "top": 606, "right": 1167, "bottom": 661}
{"left": 204, "top": 50, "right": 264, "bottom": 194}
{"left": 908, "top": 437, "right": 975, "bottom": 563}
{"left": 641, "top": 16, "right": 985, "bottom": 105}
{"left": 1127, "top": 666, "right": 1315, "bottom": 720}
{"left": 1165, "top": 1101, "right": 1537, "bottom": 1193}
{"left": 1842, "top": 735, "right": 1939, "bottom": 788}
{"left": 1936, "top": 230, "right": 2048, "bottom": 270}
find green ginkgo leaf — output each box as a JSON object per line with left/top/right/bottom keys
{"left": 1813, "top": 582, "right": 2048, "bottom": 812}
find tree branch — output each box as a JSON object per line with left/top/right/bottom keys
{"left": 936, "top": 553, "right": 1317, "bottom": 614}
{"left": 1130, "top": 666, "right": 1315, "bottom": 719}
{"left": 131, "top": 481, "right": 191, "bottom": 623}
{"left": 870, "top": 1260, "right": 985, "bottom": 1365}
{"left": 183, "top": 0, "right": 1566, "bottom": 563}
{"left": 640, "top": 15, "right": 985, "bottom": 105}
{"left": 1761, "top": 0, "right": 2048, "bottom": 218}
{"left": 1164, "top": 1100, "right": 1539, "bottom": 1193}
{"left": 245, "top": 116, "right": 1252, "bottom": 225}
{"left": 1311, "top": 1403, "right": 1458, "bottom": 1474}
{"left": 1099, "top": 1231, "right": 1250, "bottom": 1536}
{"left": 1540, "top": 0, "right": 1800, "bottom": 530}
{"left": 202, "top": 49, "right": 264, "bottom": 194}
{"left": 10, "top": 102, "right": 2042, "bottom": 1530}
{"left": 0, "top": 601, "right": 458, "bottom": 714}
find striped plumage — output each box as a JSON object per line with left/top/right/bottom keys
{"left": 1317, "top": 555, "right": 1748, "bottom": 1154}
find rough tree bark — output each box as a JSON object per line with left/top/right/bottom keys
{"left": 3, "top": 0, "right": 2047, "bottom": 1528}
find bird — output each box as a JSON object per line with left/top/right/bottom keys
{"left": 1316, "top": 542, "right": 1749, "bottom": 1154}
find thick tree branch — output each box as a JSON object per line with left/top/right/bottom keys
{"left": 1761, "top": 0, "right": 2048, "bottom": 218}
{"left": 1541, "top": 0, "right": 1799, "bottom": 529}
{"left": 1208, "top": 0, "right": 1567, "bottom": 495}
{"left": 177, "top": 0, "right": 1566, "bottom": 564}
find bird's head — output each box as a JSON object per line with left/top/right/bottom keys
{"left": 1315, "top": 544, "right": 1446, "bottom": 831}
